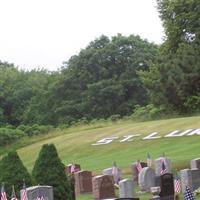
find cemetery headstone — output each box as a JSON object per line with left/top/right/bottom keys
{"left": 180, "top": 168, "right": 200, "bottom": 193}
{"left": 190, "top": 158, "right": 200, "bottom": 170}
{"left": 138, "top": 167, "right": 156, "bottom": 192}
{"left": 103, "top": 167, "right": 122, "bottom": 185}
{"left": 131, "top": 162, "right": 147, "bottom": 183}
{"left": 65, "top": 163, "right": 81, "bottom": 174}
{"left": 74, "top": 170, "right": 92, "bottom": 195}
{"left": 150, "top": 186, "right": 161, "bottom": 200}
{"left": 92, "top": 175, "right": 115, "bottom": 200}
{"left": 157, "top": 173, "right": 174, "bottom": 200}
{"left": 20, "top": 185, "right": 53, "bottom": 200}
{"left": 155, "top": 157, "right": 171, "bottom": 176}
{"left": 102, "top": 168, "right": 113, "bottom": 175}
{"left": 119, "top": 179, "right": 135, "bottom": 198}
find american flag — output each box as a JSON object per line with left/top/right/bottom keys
{"left": 1, "top": 184, "right": 7, "bottom": 200}
{"left": 112, "top": 161, "right": 120, "bottom": 184}
{"left": 160, "top": 159, "right": 167, "bottom": 175}
{"left": 21, "top": 182, "right": 28, "bottom": 200}
{"left": 147, "top": 153, "right": 152, "bottom": 167}
{"left": 70, "top": 164, "right": 76, "bottom": 173}
{"left": 136, "top": 160, "right": 142, "bottom": 172}
{"left": 174, "top": 178, "right": 181, "bottom": 193}
{"left": 36, "top": 188, "right": 45, "bottom": 200}
{"left": 184, "top": 186, "right": 195, "bottom": 200}
{"left": 11, "top": 186, "right": 18, "bottom": 200}
{"left": 36, "top": 196, "right": 45, "bottom": 200}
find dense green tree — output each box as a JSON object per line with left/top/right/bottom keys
{"left": 49, "top": 34, "right": 158, "bottom": 123}
{"left": 32, "top": 144, "right": 73, "bottom": 200}
{"left": 0, "top": 151, "right": 32, "bottom": 197}
{"left": 140, "top": 0, "right": 200, "bottom": 113}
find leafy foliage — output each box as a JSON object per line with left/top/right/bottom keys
{"left": 49, "top": 34, "right": 158, "bottom": 124}
{"left": 140, "top": 0, "right": 200, "bottom": 113}
{"left": 0, "top": 128, "right": 25, "bottom": 146}
{"left": 32, "top": 144, "right": 73, "bottom": 200}
{"left": 0, "top": 151, "right": 32, "bottom": 197}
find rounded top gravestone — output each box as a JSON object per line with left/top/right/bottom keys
{"left": 155, "top": 157, "right": 171, "bottom": 176}
{"left": 138, "top": 167, "right": 156, "bottom": 192}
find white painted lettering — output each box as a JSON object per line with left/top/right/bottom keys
{"left": 119, "top": 134, "right": 141, "bottom": 142}
{"left": 142, "top": 132, "right": 161, "bottom": 140}
{"left": 164, "top": 129, "right": 193, "bottom": 137}
{"left": 187, "top": 129, "right": 200, "bottom": 136}
{"left": 92, "top": 137, "right": 119, "bottom": 145}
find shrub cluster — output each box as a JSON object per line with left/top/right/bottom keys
{"left": 0, "top": 124, "right": 53, "bottom": 147}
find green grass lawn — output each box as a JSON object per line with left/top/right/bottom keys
{"left": 2, "top": 116, "right": 200, "bottom": 199}
{"left": 17, "top": 116, "right": 200, "bottom": 173}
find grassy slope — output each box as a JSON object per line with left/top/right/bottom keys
{"left": 18, "top": 116, "right": 200, "bottom": 172}
{"left": 15, "top": 116, "right": 200, "bottom": 199}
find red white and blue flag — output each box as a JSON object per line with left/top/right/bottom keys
{"left": 70, "top": 163, "right": 76, "bottom": 173}
{"left": 21, "top": 182, "right": 28, "bottom": 200}
{"left": 36, "top": 188, "right": 45, "bottom": 200}
{"left": 174, "top": 178, "right": 181, "bottom": 193}
{"left": 11, "top": 186, "right": 18, "bottom": 200}
{"left": 184, "top": 186, "right": 195, "bottom": 200}
{"left": 147, "top": 153, "right": 152, "bottom": 167}
{"left": 161, "top": 159, "right": 167, "bottom": 175}
{"left": 136, "top": 160, "right": 142, "bottom": 172}
{"left": 1, "top": 184, "right": 7, "bottom": 200}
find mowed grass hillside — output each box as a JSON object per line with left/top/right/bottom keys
{"left": 17, "top": 116, "right": 200, "bottom": 174}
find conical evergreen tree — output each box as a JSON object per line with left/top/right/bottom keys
{"left": 32, "top": 144, "right": 73, "bottom": 200}
{"left": 0, "top": 151, "right": 32, "bottom": 197}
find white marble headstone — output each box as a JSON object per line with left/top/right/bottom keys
{"left": 138, "top": 167, "right": 156, "bottom": 192}
{"left": 119, "top": 179, "right": 135, "bottom": 198}
{"left": 155, "top": 157, "right": 171, "bottom": 176}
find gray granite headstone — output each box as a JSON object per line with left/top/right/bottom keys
{"left": 190, "top": 158, "right": 200, "bottom": 170}
{"left": 131, "top": 162, "right": 147, "bottom": 184}
{"left": 20, "top": 186, "right": 53, "bottom": 200}
{"left": 138, "top": 167, "right": 156, "bottom": 192}
{"left": 180, "top": 169, "right": 200, "bottom": 193}
{"left": 119, "top": 179, "right": 135, "bottom": 198}
{"left": 102, "top": 168, "right": 113, "bottom": 175}
{"left": 92, "top": 175, "right": 115, "bottom": 200}
{"left": 158, "top": 173, "right": 174, "bottom": 200}
{"left": 102, "top": 167, "right": 122, "bottom": 184}
{"left": 155, "top": 157, "right": 171, "bottom": 176}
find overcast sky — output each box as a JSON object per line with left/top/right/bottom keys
{"left": 0, "top": 0, "right": 164, "bottom": 71}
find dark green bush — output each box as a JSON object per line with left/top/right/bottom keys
{"left": 0, "top": 128, "right": 25, "bottom": 146}
{"left": 132, "top": 104, "right": 167, "bottom": 121}
{"left": 0, "top": 151, "right": 32, "bottom": 197}
{"left": 109, "top": 114, "right": 121, "bottom": 122}
{"left": 32, "top": 144, "right": 73, "bottom": 200}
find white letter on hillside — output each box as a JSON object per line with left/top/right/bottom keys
{"left": 187, "top": 129, "right": 200, "bottom": 136}
{"left": 142, "top": 132, "right": 161, "bottom": 140}
{"left": 92, "top": 137, "right": 119, "bottom": 145}
{"left": 119, "top": 134, "right": 141, "bottom": 142}
{"left": 164, "top": 129, "right": 193, "bottom": 137}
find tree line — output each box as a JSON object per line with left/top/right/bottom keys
{"left": 0, "top": 0, "right": 199, "bottom": 128}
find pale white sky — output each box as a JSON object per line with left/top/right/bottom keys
{"left": 0, "top": 0, "right": 164, "bottom": 71}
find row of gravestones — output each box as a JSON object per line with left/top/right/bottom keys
{"left": 65, "top": 164, "right": 139, "bottom": 199}
{"left": 21, "top": 157, "right": 200, "bottom": 200}
{"left": 64, "top": 158, "right": 174, "bottom": 200}
{"left": 137, "top": 157, "right": 200, "bottom": 197}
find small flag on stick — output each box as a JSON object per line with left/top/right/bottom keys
{"left": 160, "top": 159, "right": 167, "bottom": 175}
{"left": 174, "top": 178, "right": 181, "bottom": 193}
{"left": 136, "top": 160, "right": 142, "bottom": 173}
{"left": 1, "top": 183, "right": 7, "bottom": 200}
{"left": 184, "top": 186, "right": 195, "bottom": 200}
{"left": 11, "top": 185, "right": 18, "bottom": 200}
{"left": 147, "top": 153, "right": 152, "bottom": 167}
{"left": 21, "top": 180, "right": 28, "bottom": 200}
